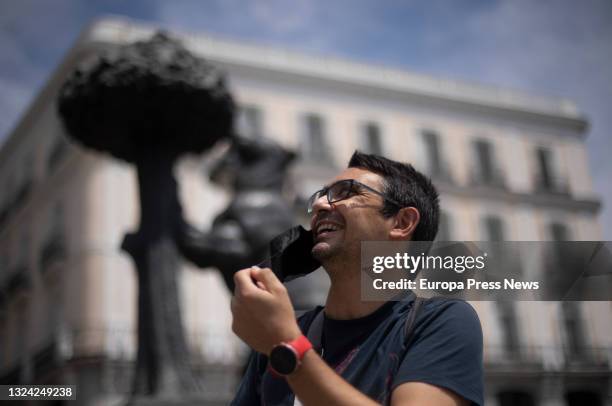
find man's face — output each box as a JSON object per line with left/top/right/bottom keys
{"left": 309, "top": 168, "right": 395, "bottom": 264}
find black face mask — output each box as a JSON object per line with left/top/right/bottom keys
{"left": 263, "top": 225, "right": 321, "bottom": 282}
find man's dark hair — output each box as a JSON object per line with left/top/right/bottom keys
{"left": 348, "top": 151, "right": 440, "bottom": 241}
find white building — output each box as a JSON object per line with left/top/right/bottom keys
{"left": 0, "top": 16, "right": 609, "bottom": 406}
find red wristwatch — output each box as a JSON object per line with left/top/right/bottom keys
{"left": 268, "top": 335, "right": 313, "bottom": 376}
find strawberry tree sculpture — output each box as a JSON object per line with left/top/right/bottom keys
{"left": 58, "top": 32, "right": 234, "bottom": 399}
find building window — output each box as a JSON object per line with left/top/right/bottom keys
{"left": 536, "top": 147, "right": 554, "bottom": 190}
{"left": 497, "top": 301, "right": 520, "bottom": 356}
{"left": 549, "top": 220, "right": 586, "bottom": 360}
{"left": 482, "top": 215, "right": 505, "bottom": 241}
{"left": 436, "top": 211, "right": 452, "bottom": 241}
{"left": 0, "top": 316, "right": 6, "bottom": 370}
{"left": 0, "top": 194, "right": 8, "bottom": 229}
{"left": 360, "top": 122, "right": 383, "bottom": 156}
{"left": 471, "top": 138, "right": 504, "bottom": 188}
{"left": 40, "top": 204, "right": 67, "bottom": 273}
{"left": 566, "top": 390, "right": 603, "bottom": 406}
{"left": 534, "top": 147, "right": 568, "bottom": 194}
{"left": 44, "top": 277, "right": 62, "bottom": 345}
{"left": 484, "top": 215, "right": 520, "bottom": 358}
{"left": 561, "top": 301, "right": 586, "bottom": 359}
{"left": 549, "top": 222, "right": 570, "bottom": 242}
{"left": 236, "top": 105, "right": 263, "bottom": 139}
{"left": 497, "top": 390, "right": 535, "bottom": 406}
{"left": 0, "top": 176, "right": 15, "bottom": 227}
{"left": 301, "top": 113, "right": 332, "bottom": 165}
{"left": 47, "top": 134, "right": 68, "bottom": 173}
{"left": 421, "top": 129, "right": 451, "bottom": 182}
{"left": 12, "top": 298, "right": 29, "bottom": 367}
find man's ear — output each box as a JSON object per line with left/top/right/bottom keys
{"left": 389, "top": 207, "right": 420, "bottom": 240}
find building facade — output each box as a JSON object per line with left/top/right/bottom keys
{"left": 0, "top": 17, "right": 609, "bottom": 405}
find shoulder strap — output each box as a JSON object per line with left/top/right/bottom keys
{"left": 403, "top": 297, "right": 424, "bottom": 347}
{"left": 306, "top": 307, "right": 325, "bottom": 353}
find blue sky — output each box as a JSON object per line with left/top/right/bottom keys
{"left": 1, "top": 0, "right": 611, "bottom": 238}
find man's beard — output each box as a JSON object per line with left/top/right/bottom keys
{"left": 312, "top": 238, "right": 358, "bottom": 266}
{"left": 312, "top": 241, "right": 340, "bottom": 262}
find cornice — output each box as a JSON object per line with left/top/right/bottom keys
{"left": 80, "top": 16, "right": 587, "bottom": 134}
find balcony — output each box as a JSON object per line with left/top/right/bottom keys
{"left": 562, "top": 346, "right": 610, "bottom": 371}
{"left": 485, "top": 345, "right": 545, "bottom": 372}
{"left": 533, "top": 173, "right": 571, "bottom": 196}
{"left": 485, "top": 344, "right": 611, "bottom": 374}
{"left": 469, "top": 167, "right": 506, "bottom": 190}
{"left": 427, "top": 161, "right": 454, "bottom": 185}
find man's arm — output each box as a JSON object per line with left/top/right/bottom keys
{"left": 391, "top": 382, "right": 470, "bottom": 406}
{"left": 286, "top": 350, "right": 468, "bottom": 406}
{"left": 231, "top": 266, "right": 469, "bottom": 406}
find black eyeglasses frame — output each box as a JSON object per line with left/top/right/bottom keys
{"left": 306, "top": 179, "right": 403, "bottom": 214}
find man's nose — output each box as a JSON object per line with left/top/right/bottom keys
{"left": 310, "top": 194, "right": 333, "bottom": 216}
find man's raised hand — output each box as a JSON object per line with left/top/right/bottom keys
{"left": 231, "top": 266, "right": 302, "bottom": 354}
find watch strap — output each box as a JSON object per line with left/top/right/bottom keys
{"left": 287, "top": 334, "right": 313, "bottom": 360}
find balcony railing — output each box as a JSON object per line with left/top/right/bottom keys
{"left": 562, "top": 346, "right": 611, "bottom": 369}
{"left": 469, "top": 167, "right": 506, "bottom": 189}
{"left": 485, "top": 344, "right": 611, "bottom": 371}
{"left": 533, "top": 174, "right": 571, "bottom": 196}
{"left": 428, "top": 162, "right": 454, "bottom": 184}
{"left": 485, "top": 344, "right": 545, "bottom": 368}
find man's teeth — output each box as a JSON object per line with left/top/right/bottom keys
{"left": 317, "top": 224, "right": 340, "bottom": 235}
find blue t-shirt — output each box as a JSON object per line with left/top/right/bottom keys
{"left": 231, "top": 295, "right": 484, "bottom": 406}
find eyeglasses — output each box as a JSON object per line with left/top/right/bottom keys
{"left": 306, "top": 179, "right": 402, "bottom": 214}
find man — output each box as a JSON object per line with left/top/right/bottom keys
{"left": 230, "top": 151, "right": 484, "bottom": 406}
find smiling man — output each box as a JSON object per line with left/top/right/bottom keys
{"left": 230, "top": 151, "right": 484, "bottom": 406}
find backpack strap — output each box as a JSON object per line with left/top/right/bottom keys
{"left": 306, "top": 307, "right": 325, "bottom": 354}
{"left": 403, "top": 297, "right": 424, "bottom": 347}
{"left": 381, "top": 296, "right": 426, "bottom": 405}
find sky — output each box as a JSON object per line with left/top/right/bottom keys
{"left": 1, "top": 0, "right": 611, "bottom": 238}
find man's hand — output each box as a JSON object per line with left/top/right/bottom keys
{"left": 231, "top": 266, "right": 302, "bottom": 354}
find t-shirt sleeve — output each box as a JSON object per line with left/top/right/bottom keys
{"left": 230, "top": 351, "right": 266, "bottom": 406}
{"left": 391, "top": 300, "right": 484, "bottom": 406}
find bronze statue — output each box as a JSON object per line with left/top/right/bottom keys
{"left": 177, "top": 135, "right": 299, "bottom": 291}
{"left": 58, "top": 32, "right": 234, "bottom": 400}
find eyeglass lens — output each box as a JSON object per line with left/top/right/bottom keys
{"left": 307, "top": 180, "right": 356, "bottom": 213}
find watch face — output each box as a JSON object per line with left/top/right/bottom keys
{"left": 270, "top": 345, "right": 298, "bottom": 375}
